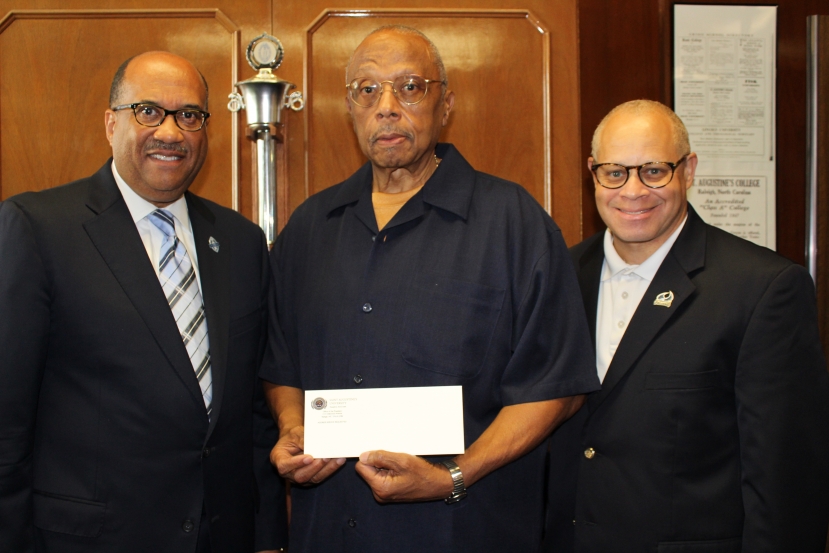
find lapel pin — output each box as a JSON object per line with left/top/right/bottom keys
{"left": 653, "top": 291, "right": 674, "bottom": 308}
{"left": 208, "top": 237, "right": 220, "bottom": 253}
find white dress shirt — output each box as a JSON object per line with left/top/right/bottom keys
{"left": 595, "top": 215, "right": 687, "bottom": 382}
{"left": 111, "top": 162, "right": 203, "bottom": 295}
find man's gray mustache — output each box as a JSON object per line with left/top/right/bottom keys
{"left": 144, "top": 141, "right": 188, "bottom": 154}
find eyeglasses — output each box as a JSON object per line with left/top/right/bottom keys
{"left": 111, "top": 103, "right": 210, "bottom": 132}
{"left": 346, "top": 75, "right": 446, "bottom": 107}
{"left": 591, "top": 155, "right": 689, "bottom": 189}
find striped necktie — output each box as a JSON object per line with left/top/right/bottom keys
{"left": 149, "top": 209, "right": 213, "bottom": 416}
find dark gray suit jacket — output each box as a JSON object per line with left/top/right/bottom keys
{"left": 546, "top": 207, "right": 829, "bottom": 552}
{"left": 0, "top": 162, "right": 287, "bottom": 552}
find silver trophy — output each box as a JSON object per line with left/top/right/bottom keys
{"left": 228, "top": 34, "right": 304, "bottom": 247}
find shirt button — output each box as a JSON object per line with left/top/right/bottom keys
{"left": 353, "top": 374, "right": 363, "bottom": 384}
{"left": 617, "top": 320, "right": 624, "bottom": 329}
{"left": 202, "top": 448, "right": 211, "bottom": 458}
{"left": 372, "top": 235, "right": 376, "bottom": 242}
{"left": 622, "top": 291, "right": 629, "bottom": 299}
{"left": 362, "top": 303, "right": 372, "bottom": 313}
{"left": 584, "top": 447, "right": 596, "bottom": 459}
{"left": 348, "top": 518, "right": 357, "bottom": 528}
{"left": 182, "top": 519, "right": 195, "bottom": 532}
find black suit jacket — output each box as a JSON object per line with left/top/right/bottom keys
{"left": 546, "top": 207, "right": 829, "bottom": 552}
{"left": 0, "top": 162, "right": 287, "bottom": 552}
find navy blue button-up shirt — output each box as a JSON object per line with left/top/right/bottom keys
{"left": 262, "top": 143, "right": 599, "bottom": 553}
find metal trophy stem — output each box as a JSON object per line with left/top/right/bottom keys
{"left": 256, "top": 131, "right": 276, "bottom": 248}
{"left": 228, "top": 34, "right": 304, "bottom": 248}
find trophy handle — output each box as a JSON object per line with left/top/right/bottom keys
{"left": 286, "top": 91, "right": 305, "bottom": 112}
{"left": 227, "top": 91, "right": 245, "bottom": 112}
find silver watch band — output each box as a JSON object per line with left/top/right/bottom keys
{"left": 440, "top": 459, "right": 467, "bottom": 504}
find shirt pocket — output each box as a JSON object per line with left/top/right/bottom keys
{"left": 401, "top": 272, "right": 505, "bottom": 378}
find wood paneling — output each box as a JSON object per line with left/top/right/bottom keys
{"left": 275, "top": 0, "right": 582, "bottom": 243}
{"left": 304, "top": 10, "right": 550, "bottom": 203}
{"left": 0, "top": 1, "right": 274, "bottom": 221}
{"left": 0, "top": 9, "right": 238, "bottom": 207}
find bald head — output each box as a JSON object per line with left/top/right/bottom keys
{"left": 346, "top": 25, "right": 447, "bottom": 87}
{"left": 591, "top": 100, "right": 689, "bottom": 160}
{"left": 110, "top": 51, "right": 208, "bottom": 108}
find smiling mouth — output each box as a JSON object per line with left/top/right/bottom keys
{"left": 618, "top": 207, "right": 653, "bottom": 215}
{"left": 149, "top": 153, "right": 183, "bottom": 162}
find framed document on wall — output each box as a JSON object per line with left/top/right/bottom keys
{"left": 674, "top": 4, "right": 777, "bottom": 249}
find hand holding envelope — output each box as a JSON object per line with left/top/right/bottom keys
{"left": 269, "top": 385, "right": 465, "bottom": 490}
{"left": 268, "top": 386, "right": 347, "bottom": 486}
{"left": 355, "top": 450, "right": 456, "bottom": 503}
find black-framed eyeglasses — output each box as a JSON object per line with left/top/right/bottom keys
{"left": 111, "top": 103, "right": 210, "bottom": 132}
{"left": 346, "top": 75, "right": 446, "bottom": 108}
{"left": 591, "top": 155, "right": 689, "bottom": 189}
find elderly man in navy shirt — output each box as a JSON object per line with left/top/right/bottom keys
{"left": 260, "top": 25, "right": 600, "bottom": 552}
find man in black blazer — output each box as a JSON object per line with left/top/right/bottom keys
{"left": 0, "top": 52, "right": 286, "bottom": 552}
{"left": 545, "top": 100, "right": 829, "bottom": 552}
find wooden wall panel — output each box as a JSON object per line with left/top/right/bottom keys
{"left": 0, "top": 1, "right": 275, "bottom": 223}
{"left": 304, "top": 10, "right": 549, "bottom": 206}
{"left": 274, "top": 0, "right": 582, "bottom": 244}
{"left": 0, "top": 10, "right": 239, "bottom": 208}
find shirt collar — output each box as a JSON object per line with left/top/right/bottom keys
{"left": 325, "top": 143, "right": 475, "bottom": 221}
{"left": 601, "top": 213, "right": 688, "bottom": 282}
{"left": 112, "top": 161, "right": 189, "bottom": 226}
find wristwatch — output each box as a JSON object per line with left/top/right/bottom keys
{"left": 440, "top": 459, "right": 467, "bottom": 504}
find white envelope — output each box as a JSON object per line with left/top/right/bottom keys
{"left": 303, "top": 386, "right": 465, "bottom": 458}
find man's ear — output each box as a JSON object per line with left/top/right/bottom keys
{"left": 104, "top": 109, "right": 116, "bottom": 146}
{"left": 587, "top": 157, "right": 600, "bottom": 189}
{"left": 683, "top": 153, "right": 699, "bottom": 190}
{"left": 441, "top": 90, "right": 455, "bottom": 126}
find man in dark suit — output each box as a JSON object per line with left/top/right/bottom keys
{"left": 545, "top": 99, "right": 829, "bottom": 552}
{"left": 0, "top": 52, "right": 286, "bottom": 552}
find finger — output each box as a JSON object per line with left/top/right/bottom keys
{"left": 275, "top": 452, "right": 314, "bottom": 478}
{"left": 354, "top": 459, "right": 381, "bottom": 482}
{"left": 293, "top": 457, "right": 344, "bottom": 485}
{"left": 306, "top": 457, "right": 346, "bottom": 484}
{"left": 359, "top": 450, "right": 402, "bottom": 471}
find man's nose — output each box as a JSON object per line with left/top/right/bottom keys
{"left": 619, "top": 168, "right": 650, "bottom": 197}
{"left": 375, "top": 82, "right": 402, "bottom": 115}
{"left": 153, "top": 113, "right": 185, "bottom": 141}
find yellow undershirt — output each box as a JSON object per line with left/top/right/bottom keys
{"left": 372, "top": 183, "right": 425, "bottom": 230}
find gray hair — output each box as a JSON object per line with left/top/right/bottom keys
{"left": 591, "top": 99, "right": 690, "bottom": 159}
{"left": 345, "top": 25, "right": 447, "bottom": 87}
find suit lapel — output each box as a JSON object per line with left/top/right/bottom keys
{"left": 187, "top": 193, "right": 229, "bottom": 439}
{"left": 585, "top": 208, "right": 707, "bottom": 413}
{"left": 83, "top": 164, "right": 208, "bottom": 414}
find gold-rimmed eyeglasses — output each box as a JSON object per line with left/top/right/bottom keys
{"left": 346, "top": 75, "right": 446, "bottom": 108}
{"left": 111, "top": 103, "right": 210, "bottom": 132}
{"left": 591, "top": 155, "right": 689, "bottom": 189}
